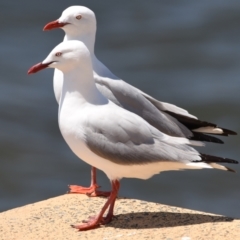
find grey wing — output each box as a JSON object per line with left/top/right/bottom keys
{"left": 95, "top": 76, "right": 235, "bottom": 143}
{"left": 138, "top": 89, "right": 197, "bottom": 119}
{"left": 84, "top": 110, "right": 201, "bottom": 166}
{"left": 95, "top": 76, "right": 192, "bottom": 138}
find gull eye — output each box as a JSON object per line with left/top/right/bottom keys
{"left": 76, "top": 15, "right": 82, "bottom": 20}
{"left": 55, "top": 52, "right": 62, "bottom": 57}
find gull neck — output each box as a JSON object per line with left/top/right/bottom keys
{"left": 65, "top": 32, "right": 95, "bottom": 55}
{"left": 60, "top": 66, "right": 108, "bottom": 107}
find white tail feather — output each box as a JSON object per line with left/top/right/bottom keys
{"left": 193, "top": 127, "right": 224, "bottom": 134}
{"left": 186, "top": 162, "right": 213, "bottom": 169}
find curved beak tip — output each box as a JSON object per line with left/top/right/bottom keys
{"left": 27, "top": 64, "right": 39, "bottom": 75}
{"left": 27, "top": 62, "right": 50, "bottom": 75}
{"left": 43, "top": 23, "right": 52, "bottom": 31}
{"left": 43, "top": 20, "right": 67, "bottom": 31}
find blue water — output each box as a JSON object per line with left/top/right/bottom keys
{"left": 0, "top": 0, "right": 240, "bottom": 218}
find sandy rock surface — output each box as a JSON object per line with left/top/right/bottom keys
{"left": 0, "top": 194, "right": 239, "bottom": 240}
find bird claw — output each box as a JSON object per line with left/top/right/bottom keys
{"left": 86, "top": 190, "right": 111, "bottom": 197}
{"left": 72, "top": 214, "right": 114, "bottom": 231}
{"left": 68, "top": 184, "right": 110, "bottom": 197}
{"left": 72, "top": 216, "right": 101, "bottom": 231}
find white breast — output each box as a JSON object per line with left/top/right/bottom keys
{"left": 53, "top": 69, "right": 63, "bottom": 104}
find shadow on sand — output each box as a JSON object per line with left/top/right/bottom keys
{"left": 107, "top": 211, "right": 233, "bottom": 229}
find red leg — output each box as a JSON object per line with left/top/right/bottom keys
{"left": 71, "top": 180, "right": 120, "bottom": 231}
{"left": 68, "top": 167, "right": 110, "bottom": 197}
{"left": 101, "top": 183, "right": 118, "bottom": 224}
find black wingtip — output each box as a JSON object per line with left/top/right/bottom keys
{"left": 190, "top": 133, "right": 224, "bottom": 144}
{"left": 221, "top": 128, "right": 237, "bottom": 135}
{"left": 195, "top": 154, "right": 239, "bottom": 164}
{"left": 165, "top": 111, "right": 237, "bottom": 136}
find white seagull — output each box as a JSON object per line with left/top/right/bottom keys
{"left": 28, "top": 40, "right": 238, "bottom": 231}
{"left": 43, "top": 6, "right": 236, "bottom": 196}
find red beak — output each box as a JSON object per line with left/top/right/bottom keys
{"left": 27, "top": 62, "right": 53, "bottom": 74}
{"left": 43, "top": 20, "right": 68, "bottom": 31}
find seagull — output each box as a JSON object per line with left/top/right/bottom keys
{"left": 28, "top": 40, "right": 238, "bottom": 231}
{"left": 43, "top": 6, "right": 237, "bottom": 196}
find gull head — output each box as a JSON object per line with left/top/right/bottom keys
{"left": 28, "top": 40, "right": 91, "bottom": 74}
{"left": 43, "top": 6, "right": 96, "bottom": 37}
